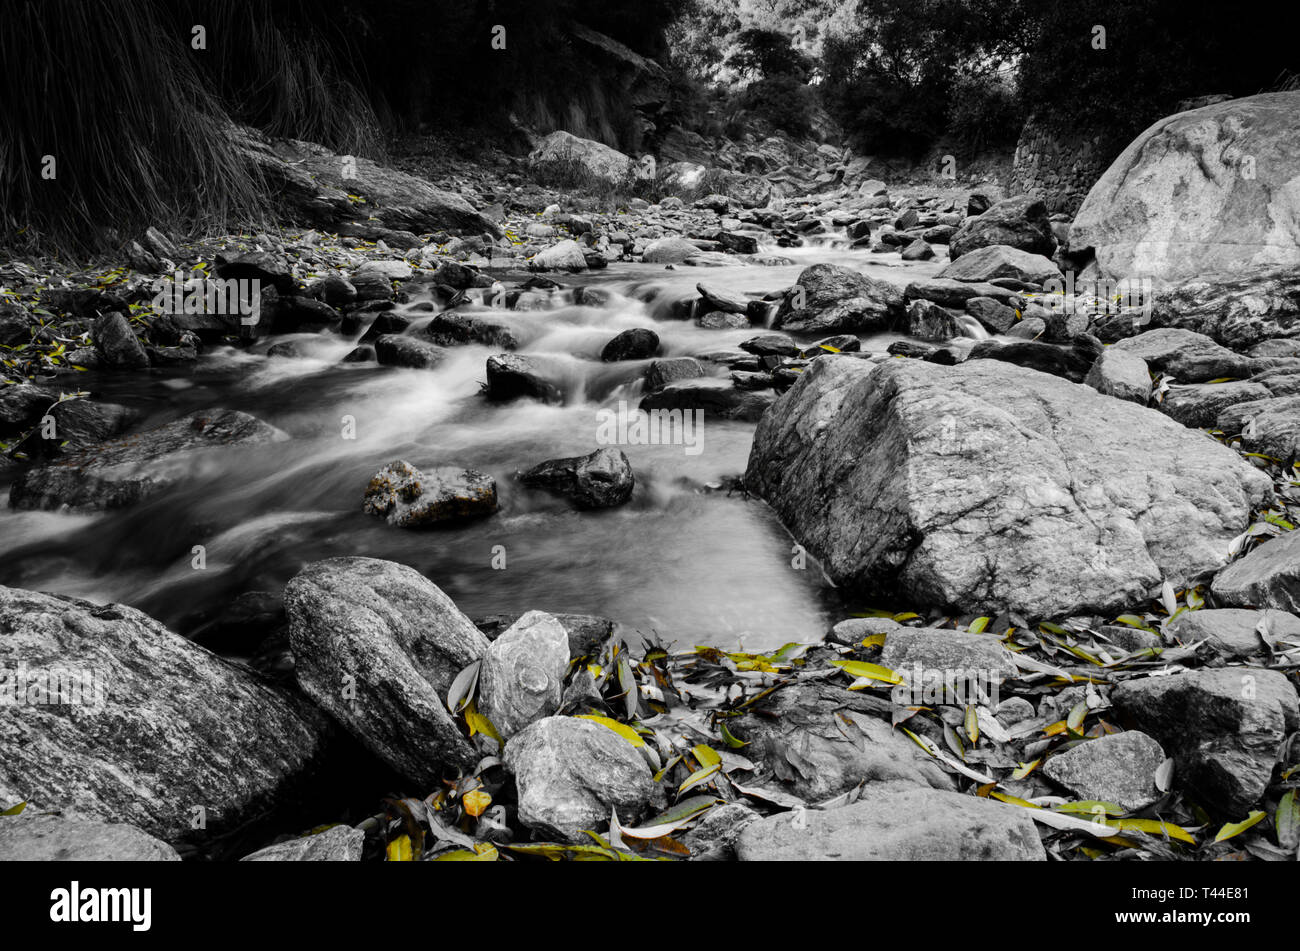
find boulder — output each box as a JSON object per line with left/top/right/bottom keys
{"left": 1071, "top": 92, "right": 1300, "bottom": 282}
{"left": 241, "top": 824, "right": 365, "bottom": 861}
{"left": 900, "top": 238, "right": 935, "bottom": 261}
{"left": 643, "top": 357, "right": 705, "bottom": 391}
{"left": 1109, "top": 328, "right": 1254, "bottom": 381}
{"left": 1084, "top": 349, "right": 1151, "bottom": 403}
{"left": 362, "top": 460, "right": 498, "bottom": 528}
{"left": 937, "top": 245, "right": 1062, "bottom": 285}
{"left": 284, "top": 557, "right": 491, "bottom": 784}
{"left": 1145, "top": 268, "right": 1300, "bottom": 350}
{"left": 640, "top": 378, "right": 775, "bottom": 422}
{"left": 529, "top": 130, "right": 633, "bottom": 182}
{"left": 1040, "top": 731, "right": 1166, "bottom": 812}
{"left": 966, "top": 297, "right": 1019, "bottom": 334}
{"left": 697, "top": 282, "right": 750, "bottom": 314}
{"left": 948, "top": 196, "right": 1055, "bottom": 261}
{"left": 965, "top": 337, "right": 1101, "bottom": 383}
{"left": 736, "top": 784, "right": 1046, "bottom": 861}
{"left": 530, "top": 239, "right": 588, "bottom": 272}
{"left": 905, "top": 278, "right": 1020, "bottom": 309}
{"left": 1169, "top": 607, "right": 1300, "bottom": 660}
{"left": 518, "top": 447, "right": 634, "bottom": 509}
{"left": 0, "top": 384, "right": 56, "bottom": 437}
{"left": 427, "top": 313, "right": 522, "bottom": 350}
{"left": 0, "top": 814, "right": 181, "bottom": 861}
{"left": 8, "top": 409, "right": 288, "bottom": 511}
{"left": 478, "top": 611, "right": 569, "bottom": 739}
{"left": 0, "top": 586, "right": 331, "bottom": 842}
{"left": 738, "top": 333, "right": 799, "bottom": 358}
{"left": 485, "top": 353, "right": 565, "bottom": 404}
{"left": 503, "top": 716, "right": 655, "bottom": 842}
{"left": 642, "top": 238, "right": 702, "bottom": 264}
{"left": 1211, "top": 530, "right": 1300, "bottom": 612}
{"left": 91, "top": 311, "right": 149, "bottom": 369}
{"left": 745, "top": 357, "right": 1271, "bottom": 618}
{"left": 1158, "top": 381, "right": 1271, "bottom": 428}
{"left": 907, "top": 299, "right": 959, "bottom": 341}
{"left": 1112, "top": 668, "right": 1298, "bottom": 816}
{"left": 879, "top": 627, "right": 1017, "bottom": 683}
{"left": 773, "top": 263, "right": 904, "bottom": 334}
{"left": 477, "top": 613, "right": 614, "bottom": 659}
{"left": 1218, "top": 395, "right": 1300, "bottom": 461}
{"left": 828, "top": 617, "right": 903, "bottom": 647}
{"left": 373, "top": 334, "right": 448, "bottom": 369}
{"left": 600, "top": 328, "right": 659, "bottom": 362}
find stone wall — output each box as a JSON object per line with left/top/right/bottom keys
{"left": 1010, "top": 113, "right": 1128, "bottom": 216}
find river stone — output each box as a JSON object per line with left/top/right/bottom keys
{"left": 373, "top": 334, "right": 448, "bottom": 369}
{"left": 1109, "top": 328, "right": 1254, "bottom": 382}
{"left": 92, "top": 311, "right": 149, "bottom": 369}
{"left": 33, "top": 399, "right": 137, "bottom": 456}
{"left": 529, "top": 130, "right": 632, "bottom": 182}
{"left": 740, "top": 683, "right": 954, "bottom": 802}
{"left": 601, "top": 327, "right": 659, "bottom": 362}
{"left": 0, "top": 586, "right": 331, "bottom": 842}
{"left": 1158, "top": 381, "right": 1271, "bottom": 428}
{"left": 640, "top": 378, "right": 775, "bottom": 421}
{"left": 1112, "top": 668, "right": 1299, "bottom": 816}
{"left": 736, "top": 784, "right": 1045, "bottom": 861}
{"left": 827, "top": 617, "right": 902, "bottom": 647}
{"left": 949, "top": 196, "right": 1055, "bottom": 261}
{"left": 477, "top": 613, "right": 614, "bottom": 659}
{"left": 1218, "top": 396, "right": 1300, "bottom": 461}
{"left": 697, "top": 282, "right": 749, "bottom": 314}
{"left": 904, "top": 278, "right": 1020, "bottom": 308}
{"left": 966, "top": 297, "right": 1019, "bottom": 334}
{"left": 697, "top": 310, "right": 749, "bottom": 329}
{"left": 900, "top": 238, "right": 935, "bottom": 261}
{"left": 518, "top": 447, "right": 634, "bottom": 509}
{"left": 478, "top": 611, "right": 569, "bottom": 739}
{"left": 1084, "top": 349, "right": 1150, "bottom": 403}
{"left": 937, "top": 244, "right": 1062, "bottom": 285}
{"left": 739, "top": 333, "right": 798, "bottom": 358}
{"left": 678, "top": 802, "right": 760, "bottom": 860}
{"left": 644, "top": 357, "right": 705, "bottom": 391}
{"left": 1041, "top": 731, "right": 1166, "bottom": 812}
{"left": 746, "top": 357, "right": 1271, "bottom": 618}
{"left": 503, "top": 716, "right": 655, "bottom": 842}
{"left": 1211, "top": 530, "right": 1300, "bottom": 612}
{"left": 1169, "top": 608, "right": 1300, "bottom": 660}
{"left": 485, "top": 353, "right": 565, "bottom": 403}
{"left": 966, "top": 337, "right": 1099, "bottom": 383}
{"left": 240, "top": 824, "right": 365, "bottom": 861}
{"left": 283, "top": 557, "right": 491, "bottom": 784}
{"left": 0, "top": 383, "right": 56, "bottom": 437}
{"left": 1071, "top": 93, "right": 1300, "bottom": 282}
{"left": 0, "top": 814, "right": 181, "bottom": 861}
{"left": 908, "top": 299, "right": 959, "bottom": 341}
{"left": 363, "top": 459, "right": 498, "bottom": 527}
{"left": 530, "top": 239, "right": 588, "bottom": 272}
{"left": 773, "top": 263, "right": 904, "bottom": 334}
{"left": 427, "top": 312, "right": 522, "bottom": 350}
{"left": 879, "top": 628, "right": 1017, "bottom": 683}
{"left": 1144, "top": 268, "right": 1300, "bottom": 350}
{"left": 8, "top": 408, "right": 288, "bottom": 511}
{"left": 643, "top": 237, "right": 702, "bottom": 264}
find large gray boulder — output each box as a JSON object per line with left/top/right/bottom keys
{"left": 8, "top": 409, "right": 288, "bottom": 511}
{"left": 773, "top": 263, "right": 904, "bottom": 334}
{"left": 736, "top": 784, "right": 1046, "bottom": 861}
{"left": 948, "top": 196, "right": 1056, "bottom": 261}
{"left": 0, "top": 586, "right": 331, "bottom": 843}
{"left": 746, "top": 357, "right": 1271, "bottom": 618}
{"left": 284, "top": 557, "right": 491, "bottom": 784}
{"left": 937, "top": 244, "right": 1062, "bottom": 285}
{"left": 1145, "top": 268, "right": 1300, "bottom": 350}
{"left": 1071, "top": 93, "right": 1300, "bottom": 282}
{"left": 0, "top": 814, "right": 181, "bottom": 861}
{"left": 528, "top": 130, "right": 633, "bottom": 182}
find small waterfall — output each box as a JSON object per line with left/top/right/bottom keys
{"left": 955, "top": 313, "right": 990, "bottom": 340}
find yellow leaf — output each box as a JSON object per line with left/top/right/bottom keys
{"left": 465, "top": 700, "right": 503, "bottom": 745}
{"left": 436, "top": 844, "right": 499, "bottom": 861}
{"left": 463, "top": 789, "right": 492, "bottom": 818}
{"left": 1214, "top": 811, "right": 1266, "bottom": 843}
{"left": 831, "top": 659, "right": 902, "bottom": 685}
{"left": 1, "top": 800, "right": 27, "bottom": 816}
{"left": 678, "top": 763, "right": 721, "bottom": 795}
{"left": 575, "top": 714, "right": 644, "bottom": 747}
{"left": 968, "top": 616, "right": 990, "bottom": 634}
{"left": 692, "top": 744, "right": 721, "bottom": 769}
{"left": 1112, "top": 818, "right": 1196, "bottom": 844}
{"left": 387, "top": 834, "right": 414, "bottom": 862}
{"left": 860, "top": 632, "right": 888, "bottom": 648}
{"left": 1067, "top": 701, "right": 1088, "bottom": 733}
{"left": 1010, "top": 758, "right": 1041, "bottom": 780}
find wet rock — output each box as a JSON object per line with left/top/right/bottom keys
{"left": 373, "top": 334, "right": 448, "bottom": 370}
{"left": 0, "top": 814, "right": 181, "bottom": 861}
{"left": 908, "top": 299, "right": 959, "bottom": 341}
{"left": 640, "top": 378, "right": 775, "bottom": 421}
{"left": 28, "top": 399, "right": 136, "bottom": 457}
{"left": 773, "top": 263, "right": 904, "bottom": 334}
{"left": 1169, "top": 608, "right": 1300, "bottom": 660}
{"left": 938, "top": 244, "right": 1062, "bottom": 285}
{"left": 949, "top": 195, "right": 1056, "bottom": 261}
{"left": 92, "top": 311, "right": 149, "bottom": 369}
{"left": 530, "top": 239, "right": 588, "bottom": 272}
{"left": 427, "top": 312, "right": 521, "bottom": 350}
{"left": 904, "top": 278, "right": 1021, "bottom": 309}
{"left": 1085, "top": 349, "right": 1150, "bottom": 403}
{"left": 503, "top": 716, "right": 655, "bottom": 842}
{"left": 0, "top": 384, "right": 56, "bottom": 437}
{"left": 240, "top": 824, "right": 365, "bottom": 861}
{"left": 806, "top": 334, "right": 860, "bottom": 356}
{"left": 1040, "top": 731, "right": 1166, "bottom": 812}
{"left": 320, "top": 274, "right": 357, "bottom": 306}
{"left": 215, "top": 250, "right": 295, "bottom": 294}
{"left": 485, "top": 353, "right": 565, "bottom": 403}
{"left": 697, "top": 282, "right": 749, "bottom": 314}
{"left": 644, "top": 357, "right": 705, "bottom": 391}
{"left": 601, "top": 328, "right": 659, "bottom": 362}
{"left": 478, "top": 611, "right": 569, "bottom": 739}
{"left": 736, "top": 784, "right": 1045, "bottom": 860}
{"left": 1112, "top": 668, "right": 1298, "bottom": 816}
{"left": 518, "top": 447, "right": 634, "bottom": 509}
{"left": 9, "top": 409, "right": 288, "bottom": 511}
{"left": 746, "top": 357, "right": 1270, "bottom": 617}
{"left": 349, "top": 271, "right": 394, "bottom": 302}
{"left": 966, "top": 337, "right": 1100, "bottom": 383}
{"left": 260, "top": 295, "right": 342, "bottom": 334}
{"left": 284, "top": 557, "right": 491, "bottom": 784}
{"left": 1211, "top": 530, "right": 1300, "bottom": 612}
{"left": 1006, "top": 316, "right": 1046, "bottom": 339}
{"left": 900, "top": 238, "right": 935, "bottom": 261}
{"left": 697, "top": 310, "right": 750, "bottom": 329}
{"left": 0, "top": 586, "right": 331, "bottom": 842}
{"left": 739, "top": 333, "right": 799, "bottom": 357}
{"left": 363, "top": 459, "right": 498, "bottom": 527}
{"left": 966, "top": 297, "right": 1019, "bottom": 334}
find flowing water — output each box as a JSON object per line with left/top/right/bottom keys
{"left": 0, "top": 244, "right": 944, "bottom": 652}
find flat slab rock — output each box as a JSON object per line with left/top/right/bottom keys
{"left": 240, "top": 824, "right": 365, "bottom": 861}
{"left": 1040, "top": 730, "right": 1166, "bottom": 812}
{"left": 746, "top": 356, "right": 1269, "bottom": 618}
{"left": 736, "top": 784, "right": 1046, "bottom": 861}
{"left": 0, "top": 586, "right": 331, "bottom": 843}
{"left": 1169, "top": 607, "right": 1300, "bottom": 660}
{"left": 0, "top": 814, "right": 181, "bottom": 861}
{"left": 1212, "top": 530, "right": 1300, "bottom": 613}
{"left": 284, "top": 557, "right": 490, "bottom": 785}
{"left": 8, "top": 408, "right": 288, "bottom": 511}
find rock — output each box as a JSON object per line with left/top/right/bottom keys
{"left": 92, "top": 311, "right": 149, "bottom": 369}
{"left": 1071, "top": 93, "right": 1300, "bottom": 282}
{"left": 0, "top": 384, "right": 56, "bottom": 437}
{"left": 530, "top": 239, "right": 588, "bottom": 272}
{"left": 1169, "top": 608, "right": 1300, "bottom": 660}
{"left": 949, "top": 196, "right": 1056, "bottom": 261}
{"left": 740, "top": 683, "right": 953, "bottom": 802}
{"left": 879, "top": 627, "right": 1017, "bottom": 683}
{"left": 678, "top": 803, "right": 759, "bottom": 860}
{"left": 503, "top": 716, "right": 655, "bottom": 842}
{"left": 427, "top": 312, "right": 521, "bottom": 350}
{"left": 905, "top": 278, "right": 1020, "bottom": 309}
{"left": 736, "top": 784, "right": 1046, "bottom": 861}
{"left": 0, "top": 301, "right": 34, "bottom": 346}
{"left": 9, "top": 409, "right": 288, "bottom": 511}
{"left": 0, "top": 814, "right": 181, "bottom": 861}
{"left": 478, "top": 613, "right": 614, "bottom": 659}
{"left": 938, "top": 245, "right": 1062, "bottom": 285}
{"left": 643, "top": 237, "right": 703, "bottom": 264}
{"left": 320, "top": 274, "right": 357, "bottom": 306}
{"left": 373, "top": 334, "right": 448, "bottom": 370}
{"left": 29, "top": 399, "right": 137, "bottom": 457}
{"left": 284, "top": 557, "right": 491, "bottom": 784}
{"left": 1006, "top": 316, "right": 1046, "bottom": 339}
{"left": 1211, "top": 530, "right": 1300, "bottom": 612}
{"left": 907, "top": 299, "right": 959, "bottom": 341}
{"left": 1113, "top": 668, "right": 1299, "bottom": 815}
{"left": 349, "top": 270, "right": 394, "bottom": 302}
{"left": 696, "top": 311, "right": 749, "bottom": 329}
{"left": 828, "top": 617, "right": 902, "bottom": 647}
{"left": 1145, "top": 268, "right": 1300, "bottom": 350}
{"left": 773, "top": 263, "right": 904, "bottom": 334}
{"left": 644, "top": 357, "right": 705, "bottom": 391}
{"left": 485, "top": 353, "right": 565, "bottom": 404}
{"left": 478, "top": 611, "right": 569, "bottom": 739}
{"left": 640, "top": 378, "right": 775, "bottom": 422}
{"left": 738, "top": 333, "right": 799, "bottom": 358}
{"left": 430, "top": 260, "right": 482, "bottom": 289}
{"left": 1218, "top": 395, "right": 1300, "bottom": 461}
{"left": 240, "top": 824, "right": 365, "bottom": 861}
{"left": 1109, "top": 328, "right": 1253, "bottom": 382}
{"left": 697, "top": 282, "right": 749, "bottom": 314}
{"left": 745, "top": 357, "right": 1270, "bottom": 618}
{"left": 966, "top": 338, "right": 1100, "bottom": 383}
{"left": 966, "top": 297, "right": 1019, "bottom": 334}
{"left": 1041, "top": 731, "right": 1166, "bottom": 812}
{"left": 1159, "top": 381, "right": 1271, "bottom": 428}
{"left": 362, "top": 459, "right": 497, "bottom": 528}
{"left": 518, "top": 447, "right": 634, "bottom": 509}
{"left": 529, "top": 130, "right": 633, "bottom": 182}
{"left": 601, "top": 328, "right": 659, "bottom": 362}
{"left": 356, "top": 260, "right": 413, "bottom": 281}
{"left": 0, "top": 586, "right": 330, "bottom": 842}
{"left": 900, "top": 238, "right": 935, "bottom": 261}
{"left": 1084, "top": 349, "right": 1151, "bottom": 403}
{"left": 215, "top": 250, "right": 295, "bottom": 294}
